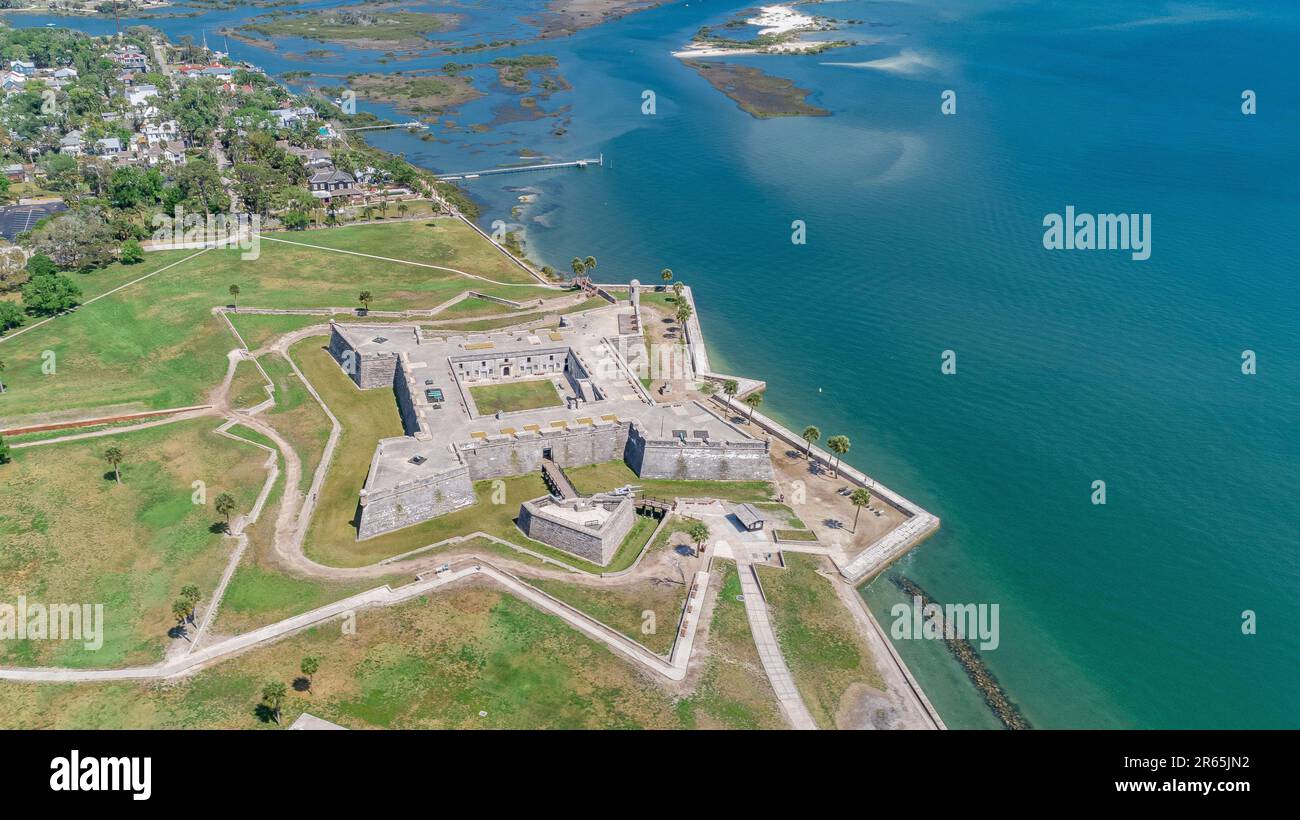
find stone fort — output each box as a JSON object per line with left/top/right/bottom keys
{"left": 326, "top": 286, "right": 773, "bottom": 560}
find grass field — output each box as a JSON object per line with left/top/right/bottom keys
{"left": 530, "top": 515, "right": 693, "bottom": 655}
{"left": 293, "top": 337, "right": 404, "bottom": 565}
{"left": 675, "top": 560, "right": 785, "bottom": 729}
{"left": 440, "top": 295, "right": 516, "bottom": 317}
{"left": 0, "top": 419, "right": 268, "bottom": 668}
{"left": 0, "top": 220, "right": 555, "bottom": 426}
{"left": 256, "top": 353, "right": 332, "bottom": 494}
{"left": 565, "top": 459, "right": 774, "bottom": 503}
{"left": 228, "top": 360, "right": 270, "bottom": 410}
{"left": 469, "top": 379, "right": 563, "bottom": 415}
{"left": 756, "top": 554, "right": 884, "bottom": 729}
{"left": 0, "top": 586, "right": 689, "bottom": 729}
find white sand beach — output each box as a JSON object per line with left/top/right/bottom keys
{"left": 747, "top": 4, "right": 817, "bottom": 36}
{"left": 671, "top": 3, "right": 839, "bottom": 58}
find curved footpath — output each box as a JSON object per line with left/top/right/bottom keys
{"left": 0, "top": 243, "right": 942, "bottom": 729}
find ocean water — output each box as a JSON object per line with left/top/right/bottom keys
{"left": 17, "top": 0, "right": 1299, "bottom": 727}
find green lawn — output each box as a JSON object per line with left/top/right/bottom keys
{"left": 228, "top": 360, "right": 271, "bottom": 410}
{"left": 0, "top": 219, "right": 554, "bottom": 426}
{"left": 565, "top": 459, "right": 774, "bottom": 503}
{"left": 441, "top": 295, "right": 515, "bottom": 317}
{"left": 0, "top": 587, "right": 690, "bottom": 728}
{"left": 469, "top": 379, "right": 563, "bottom": 415}
{"left": 256, "top": 352, "right": 332, "bottom": 494}
{"left": 293, "top": 337, "right": 405, "bottom": 565}
{"left": 0, "top": 419, "right": 268, "bottom": 668}
{"left": 756, "top": 554, "right": 884, "bottom": 729}
{"left": 675, "top": 560, "right": 785, "bottom": 729}
{"left": 530, "top": 514, "right": 694, "bottom": 655}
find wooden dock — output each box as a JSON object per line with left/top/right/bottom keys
{"left": 436, "top": 155, "right": 603, "bottom": 181}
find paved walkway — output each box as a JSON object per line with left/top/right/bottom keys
{"left": 0, "top": 559, "right": 706, "bottom": 684}
{"left": 731, "top": 549, "right": 818, "bottom": 730}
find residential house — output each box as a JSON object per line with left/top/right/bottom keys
{"left": 142, "top": 119, "right": 180, "bottom": 145}
{"left": 112, "top": 47, "right": 149, "bottom": 72}
{"left": 59, "top": 130, "right": 84, "bottom": 155}
{"left": 94, "top": 137, "right": 124, "bottom": 156}
{"left": 125, "top": 84, "right": 159, "bottom": 108}
{"left": 161, "top": 141, "right": 187, "bottom": 166}
{"left": 269, "top": 106, "right": 318, "bottom": 129}
{"left": 9, "top": 60, "right": 35, "bottom": 76}
{"left": 309, "top": 169, "right": 357, "bottom": 201}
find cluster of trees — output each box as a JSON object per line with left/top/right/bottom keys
{"left": 0, "top": 252, "right": 83, "bottom": 335}
{"left": 226, "top": 131, "right": 308, "bottom": 217}
{"left": 171, "top": 584, "right": 202, "bottom": 631}
{"left": 260, "top": 656, "right": 321, "bottom": 725}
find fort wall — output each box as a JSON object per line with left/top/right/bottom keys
{"left": 517, "top": 495, "right": 635, "bottom": 565}
{"left": 461, "top": 421, "right": 632, "bottom": 480}
{"left": 625, "top": 424, "right": 774, "bottom": 482}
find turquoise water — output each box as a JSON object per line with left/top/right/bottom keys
{"left": 20, "top": 0, "right": 1299, "bottom": 727}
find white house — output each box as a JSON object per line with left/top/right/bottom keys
{"left": 9, "top": 60, "right": 35, "bottom": 76}
{"left": 142, "top": 119, "right": 180, "bottom": 145}
{"left": 162, "top": 141, "right": 187, "bottom": 165}
{"left": 269, "top": 106, "right": 317, "bottom": 129}
{"left": 125, "top": 84, "right": 159, "bottom": 108}
{"left": 95, "top": 137, "right": 124, "bottom": 156}
{"left": 59, "top": 130, "right": 84, "bottom": 155}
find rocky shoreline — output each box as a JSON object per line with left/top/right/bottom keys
{"left": 892, "top": 575, "right": 1030, "bottom": 730}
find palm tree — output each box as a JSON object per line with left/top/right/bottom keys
{"left": 722, "top": 379, "right": 739, "bottom": 400}
{"left": 660, "top": 268, "right": 672, "bottom": 289}
{"left": 300, "top": 656, "right": 319, "bottom": 692}
{"left": 215, "top": 492, "right": 237, "bottom": 528}
{"left": 583, "top": 255, "right": 597, "bottom": 273}
{"left": 104, "top": 445, "right": 124, "bottom": 483}
{"left": 675, "top": 301, "right": 692, "bottom": 326}
{"left": 570, "top": 256, "right": 585, "bottom": 277}
{"left": 801, "top": 425, "right": 820, "bottom": 459}
{"left": 742, "top": 390, "right": 763, "bottom": 423}
{"left": 362, "top": 205, "right": 375, "bottom": 222}
{"left": 699, "top": 382, "right": 717, "bottom": 397}
{"left": 397, "top": 201, "right": 409, "bottom": 219}
{"left": 849, "top": 487, "right": 872, "bottom": 532}
{"left": 171, "top": 598, "right": 191, "bottom": 629}
{"left": 826, "top": 435, "right": 850, "bottom": 478}
{"left": 688, "top": 521, "right": 709, "bottom": 554}
{"left": 261, "top": 681, "right": 287, "bottom": 725}
{"left": 358, "top": 290, "right": 372, "bottom": 312}
{"left": 672, "top": 281, "right": 684, "bottom": 299}
{"left": 172, "top": 587, "right": 199, "bottom": 627}
{"left": 228, "top": 283, "right": 240, "bottom": 309}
